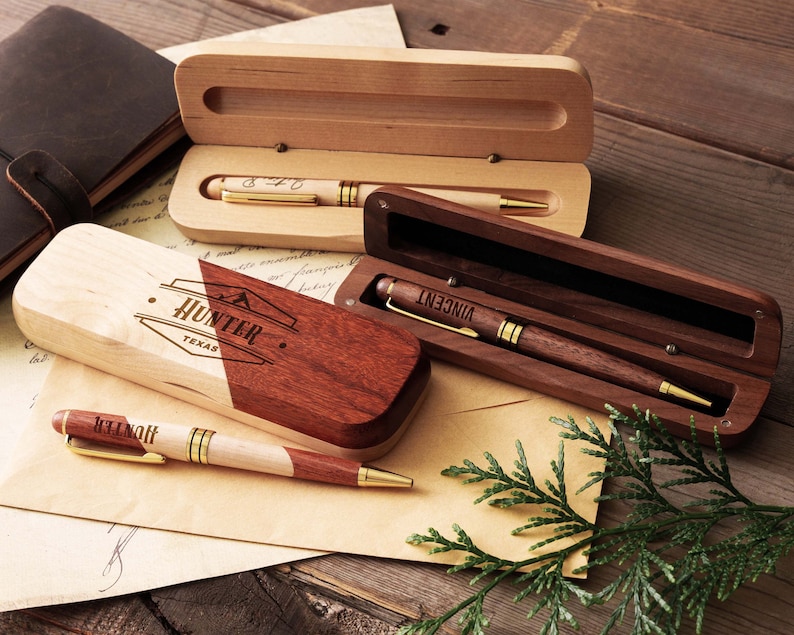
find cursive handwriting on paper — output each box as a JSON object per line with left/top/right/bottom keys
{"left": 100, "top": 524, "right": 140, "bottom": 592}
{"left": 100, "top": 169, "right": 363, "bottom": 304}
{"left": 24, "top": 339, "right": 50, "bottom": 366}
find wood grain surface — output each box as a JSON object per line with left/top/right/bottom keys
{"left": 12, "top": 224, "right": 428, "bottom": 458}
{"left": 1, "top": 1, "right": 792, "bottom": 633}
{"left": 341, "top": 187, "right": 781, "bottom": 444}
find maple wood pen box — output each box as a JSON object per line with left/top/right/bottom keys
{"left": 12, "top": 223, "right": 430, "bottom": 460}
{"left": 334, "top": 188, "right": 782, "bottom": 447}
{"left": 168, "top": 43, "right": 593, "bottom": 252}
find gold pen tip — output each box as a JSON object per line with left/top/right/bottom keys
{"left": 659, "top": 381, "right": 713, "bottom": 409}
{"left": 358, "top": 466, "right": 413, "bottom": 488}
{"left": 499, "top": 197, "right": 549, "bottom": 214}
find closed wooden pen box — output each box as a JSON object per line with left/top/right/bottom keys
{"left": 334, "top": 188, "right": 782, "bottom": 446}
{"left": 12, "top": 223, "right": 430, "bottom": 460}
{"left": 168, "top": 43, "right": 593, "bottom": 252}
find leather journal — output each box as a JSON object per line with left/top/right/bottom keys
{"left": 0, "top": 6, "right": 185, "bottom": 285}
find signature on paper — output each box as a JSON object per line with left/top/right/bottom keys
{"left": 100, "top": 524, "right": 139, "bottom": 592}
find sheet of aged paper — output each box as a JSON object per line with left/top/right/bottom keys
{"left": 0, "top": 5, "right": 405, "bottom": 610}
{"left": 1, "top": 354, "right": 610, "bottom": 578}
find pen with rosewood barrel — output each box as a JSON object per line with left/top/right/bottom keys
{"left": 375, "top": 277, "right": 712, "bottom": 409}
{"left": 52, "top": 409, "right": 413, "bottom": 488}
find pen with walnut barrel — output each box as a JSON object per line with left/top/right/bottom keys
{"left": 376, "top": 277, "right": 712, "bottom": 409}
{"left": 53, "top": 409, "right": 413, "bottom": 488}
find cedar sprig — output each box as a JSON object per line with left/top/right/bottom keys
{"left": 399, "top": 405, "right": 794, "bottom": 635}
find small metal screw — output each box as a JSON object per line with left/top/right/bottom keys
{"left": 665, "top": 343, "right": 680, "bottom": 355}
{"left": 447, "top": 276, "right": 459, "bottom": 287}
{"left": 345, "top": 298, "right": 356, "bottom": 306}
{"left": 720, "top": 419, "right": 732, "bottom": 427}
{"left": 377, "top": 199, "right": 389, "bottom": 209}
{"left": 274, "top": 142, "right": 288, "bottom": 152}
{"left": 487, "top": 153, "right": 501, "bottom": 163}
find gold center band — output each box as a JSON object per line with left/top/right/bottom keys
{"left": 496, "top": 319, "right": 523, "bottom": 348}
{"left": 337, "top": 181, "right": 359, "bottom": 207}
{"left": 186, "top": 427, "right": 215, "bottom": 464}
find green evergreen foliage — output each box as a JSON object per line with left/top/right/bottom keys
{"left": 400, "top": 405, "right": 794, "bottom": 635}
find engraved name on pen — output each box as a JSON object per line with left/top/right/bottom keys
{"left": 240, "top": 176, "right": 307, "bottom": 191}
{"left": 415, "top": 289, "right": 476, "bottom": 321}
{"left": 93, "top": 415, "right": 159, "bottom": 444}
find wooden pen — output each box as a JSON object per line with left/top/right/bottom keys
{"left": 205, "top": 176, "right": 548, "bottom": 215}
{"left": 52, "top": 409, "right": 413, "bottom": 488}
{"left": 376, "top": 276, "right": 712, "bottom": 409}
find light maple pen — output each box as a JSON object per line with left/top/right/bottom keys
{"left": 206, "top": 176, "right": 548, "bottom": 214}
{"left": 52, "top": 409, "right": 413, "bottom": 488}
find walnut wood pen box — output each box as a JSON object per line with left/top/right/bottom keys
{"left": 12, "top": 224, "right": 430, "bottom": 460}
{"left": 168, "top": 43, "right": 593, "bottom": 252}
{"left": 334, "top": 188, "right": 782, "bottom": 446}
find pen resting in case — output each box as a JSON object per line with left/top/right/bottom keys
{"left": 12, "top": 224, "right": 430, "bottom": 460}
{"left": 168, "top": 43, "right": 594, "bottom": 252}
{"left": 335, "top": 188, "right": 782, "bottom": 447}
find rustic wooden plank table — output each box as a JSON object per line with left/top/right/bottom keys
{"left": 1, "top": 1, "right": 792, "bottom": 633}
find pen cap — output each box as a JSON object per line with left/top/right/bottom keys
{"left": 12, "top": 223, "right": 430, "bottom": 460}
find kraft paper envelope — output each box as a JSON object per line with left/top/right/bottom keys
{"left": 0, "top": 355, "right": 609, "bottom": 576}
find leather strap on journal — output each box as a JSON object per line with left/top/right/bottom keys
{"left": 0, "top": 6, "right": 182, "bottom": 283}
{"left": 6, "top": 149, "right": 92, "bottom": 235}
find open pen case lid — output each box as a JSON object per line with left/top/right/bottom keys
{"left": 12, "top": 223, "right": 430, "bottom": 460}
{"left": 168, "top": 43, "right": 594, "bottom": 251}
{"left": 334, "top": 188, "right": 782, "bottom": 446}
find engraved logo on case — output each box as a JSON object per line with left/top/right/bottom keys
{"left": 135, "top": 277, "right": 298, "bottom": 365}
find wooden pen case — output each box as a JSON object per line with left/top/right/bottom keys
{"left": 12, "top": 223, "right": 430, "bottom": 460}
{"left": 168, "top": 43, "right": 594, "bottom": 252}
{"left": 334, "top": 188, "right": 782, "bottom": 447}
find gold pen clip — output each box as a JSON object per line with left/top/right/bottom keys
{"left": 64, "top": 434, "right": 166, "bottom": 464}
{"left": 384, "top": 298, "right": 480, "bottom": 338}
{"left": 220, "top": 190, "right": 319, "bottom": 205}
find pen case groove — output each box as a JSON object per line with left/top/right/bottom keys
{"left": 12, "top": 223, "right": 430, "bottom": 460}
